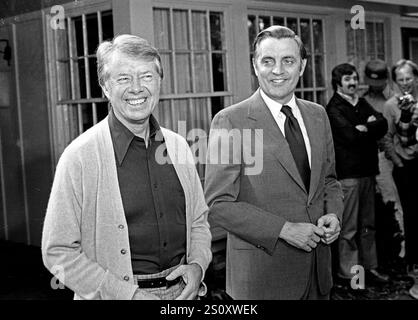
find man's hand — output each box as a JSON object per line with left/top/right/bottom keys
{"left": 355, "top": 124, "right": 368, "bottom": 132}
{"left": 166, "top": 263, "right": 202, "bottom": 300}
{"left": 279, "top": 222, "right": 324, "bottom": 252}
{"left": 317, "top": 213, "right": 341, "bottom": 245}
{"left": 367, "top": 115, "right": 377, "bottom": 123}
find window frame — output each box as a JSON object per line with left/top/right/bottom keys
{"left": 345, "top": 17, "right": 388, "bottom": 86}
{"left": 44, "top": 0, "right": 112, "bottom": 164}
{"left": 152, "top": 2, "right": 234, "bottom": 128}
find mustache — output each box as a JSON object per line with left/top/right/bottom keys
{"left": 348, "top": 84, "right": 356, "bottom": 89}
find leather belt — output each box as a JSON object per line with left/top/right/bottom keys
{"left": 135, "top": 276, "right": 181, "bottom": 289}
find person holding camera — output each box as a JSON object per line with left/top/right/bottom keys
{"left": 383, "top": 59, "right": 418, "bottom": 299}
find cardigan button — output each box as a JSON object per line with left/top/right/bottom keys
{"left": 121, "top": 249, "right": 127, "bottom": 255}
{"left": 123, "top": 275, "right": 129, "bottom": 281}
{"left": 118, "top": 224, "right": 124, "bottom": 229}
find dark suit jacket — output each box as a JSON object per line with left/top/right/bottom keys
{"left": 204, "top": 90, "right": 343, "bottom": 299}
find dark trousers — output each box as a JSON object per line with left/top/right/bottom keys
{"left": 393, "top": 158, "right": 418, "bottom": 266}
{"left": 301, "top": 250, "right": 329, "bottom": 300}
{"left": 337, "top": 177, "right": 378, "bottom": 278}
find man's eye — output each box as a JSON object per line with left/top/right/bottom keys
{"left": 283, "top": 59, "right": 295, "bottom": 65}
{"left": 117, "top": 77, "right": 130, "bottom": 83}
{"left": 262, "top": 58, "right": 274, "bottom": 65}
{"left": 142, "top": 74, "right": 154, "bottom": 81}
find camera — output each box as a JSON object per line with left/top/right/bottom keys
{"left": 397, "top": 93, "right": 416, "bottom": 110}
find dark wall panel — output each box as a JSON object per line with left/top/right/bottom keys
{"left": 15, "top": 18, "right": 53, "bottom": 246}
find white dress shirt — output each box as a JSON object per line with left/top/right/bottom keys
{"left": 260, "top": 89, "right": 312, "bottom": 167}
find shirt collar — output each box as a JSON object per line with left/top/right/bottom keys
{"left": 108, "top": 109, "right": 164, "bottom": 166}
{"left": 260, "top": 89, "right": 299, "bottom": 116}
{"left": 337, "top": 90, "right": 359, "bottom": 106}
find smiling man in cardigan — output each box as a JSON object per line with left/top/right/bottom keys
{"left": 41, "top": 34, "right": 212, "bottom": 300}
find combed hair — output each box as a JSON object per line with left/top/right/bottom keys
{"left": 331, "top": 63, "right": 358, "bottom": 91}
{"left": 391, "top": 59, "right": 418, "bottom": 82}
{"left": 252, "top": 25, "right": 307, "bottom": 61}
{"left": 96, "top": 34, "right": 163, "bottom": 87}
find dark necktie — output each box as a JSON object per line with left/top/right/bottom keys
{"left": 281, "top": 105, "right": 310, "bottom": 192}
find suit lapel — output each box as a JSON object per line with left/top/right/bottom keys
{"left": 297, "top": 98, "right": 323, "bottom": 201}
{"left": 247, "top": 90, "right": 306, "bottom": 193}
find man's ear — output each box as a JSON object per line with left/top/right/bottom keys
{"left": 101, "top": 83, "right": 110, "bottom": 100}
{"left": 252, "top": 58, "right": 259, "bottom": 77}
{"left": 299, "top": 59, "right": 307, "bottom": 76}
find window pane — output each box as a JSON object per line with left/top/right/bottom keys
{"left": 317, "top": 90, "right": 326, "bottom": 107}
{"left": 376, "top": 23, "right": 385, "bottom": 58}
{"left": 248, "top": 15, "right": 257, "bottom": 53}
{"left": 172, "top": 98, "right": 190, "bottom": 133}
{"left": 72, "top": 16, "right": 84, "bottom": 57}
{"left": 173, "top": 10, "right": 189, "bottom": 50}
{"left": 101, "top": 10, "right": 113, "bottom": 42}
{"left": 175, "top": 53, "right": 192, "bottom": 93}
{"left": 82, "top": 103, "right": 93, "bottom": 132}
{"left": 160, "top": 53, "right": 173, "bottom": 94}
{"left": 346, "top": 21, "right": 356, "bottom": 65}
{"left": 191, "top": 98, "right": 211, "bottom": 133}
{"left": 315, "top": 55, "right": 325, "bottom": 87}
{"left": 212, "top": 53, "right": 227, "bottom": 91}
{"left": 210, "top": 12, "right": 224, "bottom": 50}
{"left": 287, "top": 17, "right": 297, "bottom": 34}
{"left": 153, "top": 8, "right": 171, "bottom": 50}
{"left": 157, "top": 99, "right": 173, "bottom": 130}
{"left": 304, "top": 91, "right": 313, "bottom": 102}
{"left": 355, "top": 29, "right": 366, "bottom": 60}
{"left": 295, "top": 91, "right": 302, "bottom": 99}
{"left": 300, "top": 19, "right": 311, "bottom": 55}
{"left": 313, "top": 20, "right": 323, "bottom": 54}
{"left": 211, "top": 96, "right": 224, "bottom": 118}
{"left": 194, "top": 53, "right": 210, "bottom": 92}
{"left": 259, "top": 16, "right": 271, "bottom": 31}
{"left": 273, "top": 16, "right": 284, "bottom": 26}
{"left": 89, "top": 57, "right": 101, "bottom": 98}
{"left": 366, "top": 22, "right": 375, "bottom": 60}
{"left": 74, "top": 58, "right": 86, "bottom": 99}
{"left": 97, "top": 101, "right": 110, "bottom": 122}
{"left": 303, "top": 55, "right": 313, "bottom": 88}
{"left": 87, "top": 13, "right": 99, "bottom": 55}
{"left": 192, "top": 11, "right": 208, "bottom": 50}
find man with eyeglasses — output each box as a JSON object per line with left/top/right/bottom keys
{"left": 383, "top": 59, "right": 418, "bottom": 299}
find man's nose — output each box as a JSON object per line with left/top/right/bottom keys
{"left": 272, "top": 63, "right": 283, "bottom": 74}
{"left": 129, "top": 78, "right": 143, "bottom": 92}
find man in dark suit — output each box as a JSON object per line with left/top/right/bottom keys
{"left": 204, "top": 26, "right": 344, "bottom": 300}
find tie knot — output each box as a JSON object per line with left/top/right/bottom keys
{"left": 281, "top": 105, "right": 293, "bottom": 118}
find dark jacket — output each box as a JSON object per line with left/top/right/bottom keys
{"left": 326, "top": 92, "right": 388, "bottom": 179}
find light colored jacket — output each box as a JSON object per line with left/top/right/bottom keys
{"left": 42, "top": 118, "right": 212, "bottom": 300}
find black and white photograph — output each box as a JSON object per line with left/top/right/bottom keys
{"left": 0, "top": 0, "right": 418, "bottom": 305}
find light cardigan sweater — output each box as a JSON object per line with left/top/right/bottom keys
{"left": 41, "top": 118, "right": 212, "bottom": 300}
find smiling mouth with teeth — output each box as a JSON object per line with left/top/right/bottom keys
{"left": 271, "top": 79, "right": 286, "bottom": 84}
{"left": 126, "top": 98, "right": 147, "bottom": 105}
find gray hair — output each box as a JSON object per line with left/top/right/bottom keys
{"left": 96, "top": 34, "right": 163, "bottom": 87}
{"left": 391, "top": 59, "right": 418, "bottom": 82}
{"left": 253, "top": 25, "right": 307, "bottom": 61}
